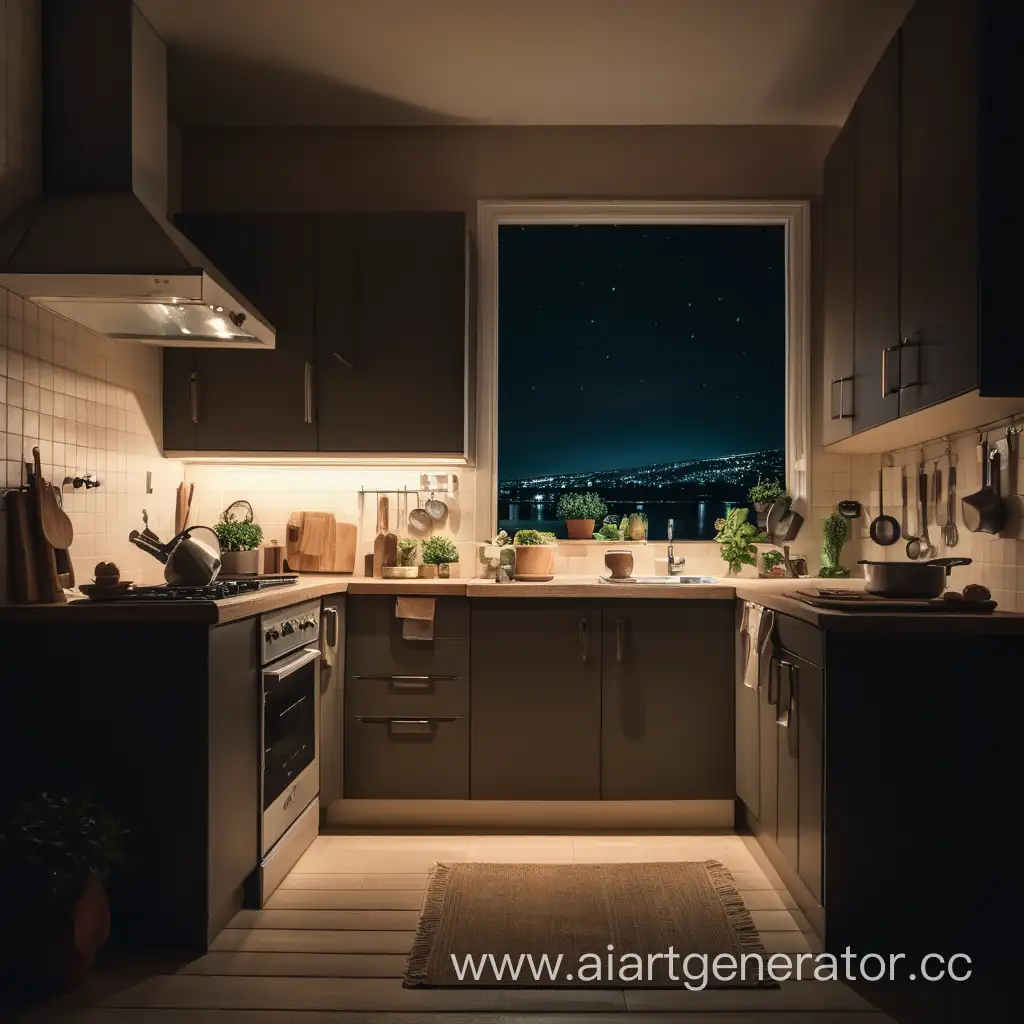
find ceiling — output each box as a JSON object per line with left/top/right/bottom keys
{"left": 137, "top": 0, "right": 911, "bottom": 128}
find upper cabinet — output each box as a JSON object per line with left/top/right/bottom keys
{"left": 821, "top": 0, "right": 1022, "bottom": 452}
{"left": 164, "top": 211, "right": 468, "bottom": 456}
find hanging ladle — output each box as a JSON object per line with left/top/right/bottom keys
{"left": 868, "top": 455, "right": 900, "bottom": 546}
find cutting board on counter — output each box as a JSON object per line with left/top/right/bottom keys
{"left": 284, "top": 512, "right": 357, "bottom": 573}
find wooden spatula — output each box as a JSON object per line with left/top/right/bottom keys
{"left": 373, "top": 497, "right": 388, "bottom": 577}
{"left": 383, "top": 501, "right": 398, "bottom": 570}
{"left": 35, "top": 452, "right": 73, "bottom": 550}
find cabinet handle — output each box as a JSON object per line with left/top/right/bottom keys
{"left": 829, "top": 376, "right": 853, "bottom": 420}
{"left": 881, "top": 345, "right": 900, "bottom": 397}
{"left": 333, "top": 351, "right": 354, "bottom": 369}
{"left": 767, "top": 658, "right": 779, "bottom": 706}
{"left": 387, "top": 719, "right": 433, "bottom": 736}
{"left": 579, "top": 617, "right": 590, "bottom": 662}
{"left": 189, "top": 371, "right": 198, "bottom": 424}
{"left": 616, "top": 617, "right": 627, "bottom": 662}
{"left": 391, "top": 676, "right": 433, "bottom": 689}
{"left": 898, "top": 333, "right": 921, "bottom": 392}
{"left": 321, "top": 606, "right": 339, "bottom": 672}
{"left": 303, "top": 361, "right": 313, "bottom": 424}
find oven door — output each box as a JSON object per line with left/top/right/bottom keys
{"left": 261, "top": 645, "right": 320, "bottom": 857}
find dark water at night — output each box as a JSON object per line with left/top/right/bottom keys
{"left": 498, "top": 500, "right": 746, "bottom": 541}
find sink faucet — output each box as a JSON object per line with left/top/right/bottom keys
{"left": 666, "top": 519, "right": 686, "bottom": 575}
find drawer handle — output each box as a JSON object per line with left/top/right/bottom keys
{"left": 616, "top": 617, "right": 627, "bottom": 663}
{"left": 391, "top": 676, "right": 433, "bottom": 689}
{"left": 388, "top": 719, "right": 433, "bottom": 736}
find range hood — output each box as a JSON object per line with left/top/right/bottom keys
{"left": 0, "top": 0, "right": 274, "bottom": 349}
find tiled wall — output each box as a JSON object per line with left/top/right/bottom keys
{"left": 184, "top": 464, "right": 478, "bottom": 574}
{"left": 846, "top": 429, "right": 1024, "bottom": 610}
{"left": 1, "top": 289, "right": 184, "bottom": 589}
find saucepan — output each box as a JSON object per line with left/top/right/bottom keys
{"left": 130, "top": 525, "right": 222, "bottom": 586}
{"left": 857, "top": 557, "right": 972, "bottom": 600}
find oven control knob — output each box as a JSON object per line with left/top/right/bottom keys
{"left": 300, "top": 617, "right": 315, "bottom": 631}
{"left": 282, "top": 620, "right": 295, "bottom": 635}
{"left": 265, "top": 627, "right": 280, "bottom": 642}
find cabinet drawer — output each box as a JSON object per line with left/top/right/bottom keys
{"left": 346, "top": 674, "right": 469, "bottom": 718}
{"left": 774, "top": 613, "right": 823, "bottom": 668}
{"left": 348, "top": 595, "right": 470, "bottom": 639}
{"left": 344, "top": 716, "right": 468, "bottom": 799}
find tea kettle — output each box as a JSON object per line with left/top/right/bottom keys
{"left": 129, "top": 524, "right": 222, "bottom": 587}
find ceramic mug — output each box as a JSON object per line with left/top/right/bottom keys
{"left": 604, "top": 549, "right": 634, "bottom": 580}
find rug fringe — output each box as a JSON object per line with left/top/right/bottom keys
{"left": 404, "top": 861, "right": 452, "bottom": 987}
{"left": 703, "top": 858, "right": 767, "bottom": 956}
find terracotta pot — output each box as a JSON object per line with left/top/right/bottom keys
{"left": 419, "top": 564, "right": 438, "bottom": 578}
{"left": 604, "top": 549, "right": 634, "bottom": 579}
{"left": 220, "top": 549, "right": 259, "bottom": 575}
{"left": 5, "top": 874, "right": 110, "bottom": 996}
{"left": 565, "top": 518, "right": 596, "bottom": 539}
{"left": 514, "top": 545, "right": 555, "bottom": 576}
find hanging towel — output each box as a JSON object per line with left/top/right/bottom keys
{"left": 757, "top": 607, "right": 776, "bottom": 692}
{"left": 740, "top": 602, "right": 763, "bottom": 690}
{"left": 395, "top": 596, "right": 436, "bottom": 641}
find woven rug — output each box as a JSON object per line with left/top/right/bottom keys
{"left": 405, "top": 859, "right": 774, "bottom": 988}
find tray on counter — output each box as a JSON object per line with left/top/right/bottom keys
{"left": 793, "top": 590, "right": 997, "bottom": 613}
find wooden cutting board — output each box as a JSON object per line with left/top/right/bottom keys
{"left": 285, "top": 512, "right": 357, "bottom": 573}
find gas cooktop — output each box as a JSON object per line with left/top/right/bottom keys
{"left": 78, "top": 575, "right": 299, "bottom": 602}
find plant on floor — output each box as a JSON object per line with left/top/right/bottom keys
{"left": 761, "top": 549, "right": 786, "bottom": 576}
{"left": 0, "top": 793, "right": 127, "bottom": 993}
{"left": 420, "top": 535, "right": 459, "bottom": 565}
{"left": 556, "top": 492, "right": 608, "bottom": 521}
{"left": 818, "top": 510, "right": 850, "bottom": 578}
{"left": 513, "top": 530, "right": 558, "bottom": 545}
{"left": 398, "top": 538, "right": 418, "bottom": 567}
{"left": 713, "top": 507, "right": 767, "bottom": 575}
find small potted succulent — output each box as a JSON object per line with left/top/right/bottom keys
{"left": 760, "top": 548, "right": 786, "bottom": 578}
{"left": 748, "top": 478, "right": 792, "bottom": 530}
{"left": 713, "top": 507, "right": 767, "bottom": 576}
{"left": 398, "top": 538, "right": 418, "bottom": 567}
{"left": 213, "top": 501, "right": 263, "bottom": 575}
{"left": 818, "top": 510, "right": 850, "bottom": 578}
{"left": 556, "top": 492, "right": 608, "bottom": 540}
{"left": 513, "top": 529, "right": 558, "bottom": 578}
{"left": 0, "top": 793, "right": 127, "bottom": 997}
{"left": 420, "top": 535, "right": 460, "bottom": 578}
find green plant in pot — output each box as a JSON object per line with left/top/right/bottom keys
{"left": 213, "top": 501, "right": 263, "bottom": 576}
{"left": 420, "top": 535, "right": 459, "bottom": 578}
{"left": 556, "top": 492, "right": 608, "bottom": 540}
{"left": 761, "top": 548, "right": 786, "bottom": 577}
{"left": 713, "top": 507, "right": 767, "bottom": 576}
{"left": 398, "top": 537, "right": 418, "bottom": 568}
{"left": 0, "top": 793, "right": 127, "bottom": 996}
{"left": 748, "top": 478, "right": 792, "bottom": 530}
{"left": 513, "top": 529, "right": 557, "bottom": 579}
{"left": 819, "top": 510, "right": 851, "bottom": 578}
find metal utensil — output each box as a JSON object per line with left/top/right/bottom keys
{"left": 425, "top": 491, "right": 448, "bottom": 524}
{"left": 918, "top": 462, "right": 936, "bottom": 558}
{"left": 900, "top": 465, "right": 916, "bottom": 548}
{"left": 961, "top": 434, "right": 1009, "bottom": 535}
{"left": 943, "top": 449, "right": 959, "bottom": 548}
{"left": 869, "top": 456, "right": 900, "bottom": 546}
{"left": 933, "top": 460, "right": 945, "bottom": 528}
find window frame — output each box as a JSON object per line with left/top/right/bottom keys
{"left": 474, "top": 199, "right": 811, "bottom": 539}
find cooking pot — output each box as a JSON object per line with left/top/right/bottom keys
{"left": 857, "top": 557, "right": 972, "bottom": 599}
{"left": 129, "top": 525, "right": 222, "bottom": 587}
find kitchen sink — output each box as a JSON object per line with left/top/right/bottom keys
{"left": 599, "top": 575, "right": 718, "bottom": 585}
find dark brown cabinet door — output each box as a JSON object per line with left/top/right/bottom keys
{"left": 470, "top": 600, "right": 601, "bottom": 799}
{"left": 899, "top": 0, "right": 979, "bottom": 415}
{"left": 796, "top": 654, "right": 824, "bottom": 902}
{"left": 758, "top": 660, "right": 779, "bottom": 838}
{"left": 822, "top": 114, "right": 856, "bottom": 443}
{"left": 601, "top": 601, "right": 733, "bottom": 799}
{"left": 163, "top": 347, "right": 197, "bottom": 450}
{"left": 775, "top": 657, "right": 799, "bottom": 868}
{"left": 317, "top": 212, "right": 466, "bottom": 454}
{"left": 175, "top": 214, "right": 318, "bottom": 451}
{"left": 853, "top": 35, "right": 901, "bottom": 432}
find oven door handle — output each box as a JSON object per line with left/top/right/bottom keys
{"left": 264, "top": 646, "right": 321, "bottom": 682}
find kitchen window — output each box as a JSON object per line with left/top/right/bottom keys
{"left": 476, "top": 202, "right": 810, "bottom": 540}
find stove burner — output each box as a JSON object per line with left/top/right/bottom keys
{"left": 79, "top": 576, "right": 299, "bottom": 602}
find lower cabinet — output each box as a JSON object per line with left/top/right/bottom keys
{"left": 601, "top": 601, "right": 734, "bottom": 799}
{"left": 471, "top": 600, "right": 602, "bottom": 799}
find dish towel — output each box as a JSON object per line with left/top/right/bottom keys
{"left": 740, "top": 602, "right": 763, "bottom": 690}
{"left": 395, "top": 596, "right": 436, "bottom": 641}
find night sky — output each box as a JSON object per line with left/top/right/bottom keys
{"left": 498, "top": 225, "right": 785, "bottom": 481}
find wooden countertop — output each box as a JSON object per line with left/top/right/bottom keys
{"left": 466, "top": 575, "right": 736, "bottom": 599}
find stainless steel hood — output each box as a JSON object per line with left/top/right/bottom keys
{"left": 0, "top": 0, "right": 274, "bottom": 349}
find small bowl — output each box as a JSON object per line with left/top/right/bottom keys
{"left": 604, "top": 549, "right": 634, "bottom": 580}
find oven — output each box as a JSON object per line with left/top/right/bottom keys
{"left": 258, "top": 598, "right": 322, "bottom": 902}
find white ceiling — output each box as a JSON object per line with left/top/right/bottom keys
{"left": 137, "top": 0, "right": 911, "bottom": 127}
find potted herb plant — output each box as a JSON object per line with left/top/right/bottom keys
{"left": 748, "top": 478, "right": 792, "bottom": 530}
{"left": 213, "top": 501, "right": 263, "bottom": 575}
{"left": 760, "top": 548, "right": 786, "bottom": 577}
{"left": 713, "top": 507, "right": 767, "bottom": 576}
{"left": 513, "top": 529, "right": 558, "bottom": 578}
{"left": 420, "top": 535, "right": 460, "bottom": 578}
{"left": 556, "top": 492, "right": 608, "bottom": 540}
{"left": 398, "top": 538, "right": 418, "bottom": 567}
{"left": 819, "top": 510, "right": 850, "bottom": 578}
{"left": 0, "top": 793, "right": 127, "bottom": 997}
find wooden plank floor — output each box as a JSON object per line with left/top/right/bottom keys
{"left": 16, "top": 834, "right": 897, "bottom": 1023}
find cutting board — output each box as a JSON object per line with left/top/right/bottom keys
{"left": 794, "top": 591, "right": 997, "bottom": 613}
{"left": 285, "top": 513, "right": 357, "bottom": 573}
